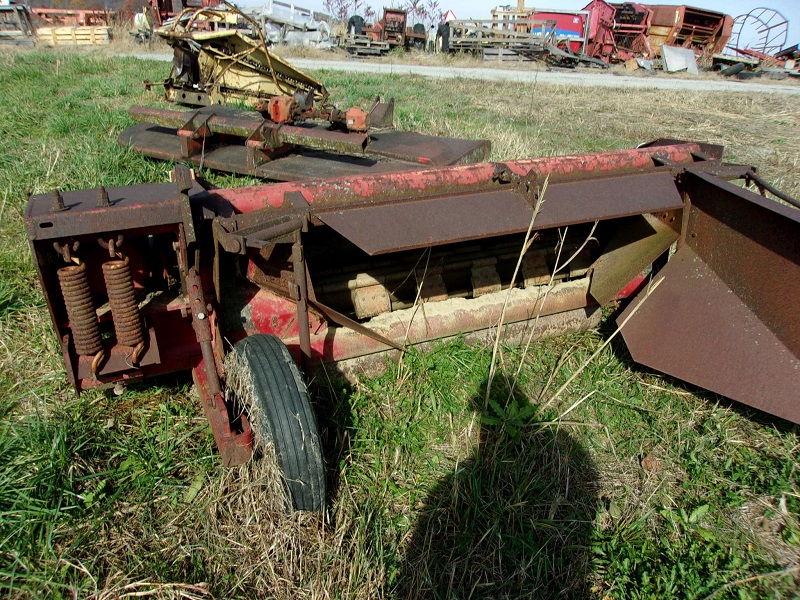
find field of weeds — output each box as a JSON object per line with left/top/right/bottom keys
{"left": 0, "top": 49, "right": 799, "bottom": 599}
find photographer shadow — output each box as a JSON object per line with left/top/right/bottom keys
{"left": 394, "top": 377, "right": 599, "bottom": 599}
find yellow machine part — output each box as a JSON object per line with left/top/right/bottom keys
{"left": 156, "top": 12, "right": 329, "bottom": 107}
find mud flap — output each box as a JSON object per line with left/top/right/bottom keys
{"left": 619, "top": 170, "right": 800, "bottom": 423}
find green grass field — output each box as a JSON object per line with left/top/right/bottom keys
{"left": 1, "top": 50, "right": 798, "bottom": 599}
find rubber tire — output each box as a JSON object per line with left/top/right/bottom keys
{"left": 232, "top": 334, "right": 326, "bottom": 513}
{"left": 720, "top": 63, "right": 746, "bottom": 77}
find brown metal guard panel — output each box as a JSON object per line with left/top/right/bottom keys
{"left": 317, "top": 188, "right": 534, "bottom": 255}
{"left": 367, "top": 131, "right": 491, "bottom": 166}
{"left": 589, "top": 212, "right": 680, "bottom": 306}
{"left": 620, "top": 246, "right": 799, "bottom": 422}
{"left": 317, "top": 171, "right": 684, "bottom": 256}
{"left": 119, "top": 122, "right": 491, "bottom": 181}
{"left": 620, "top": 171, "right": 800, "bottom": 423}
{"left": 252, "top": 153, "right": 425, "bottom": 181}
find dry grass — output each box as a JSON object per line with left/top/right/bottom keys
{"left": 106, "top": 22, "right": 170, "bottom": 54}
{"left": 388, "top": 77, "right": 800, "bottom": 199}
{"left": 197, "top": 462, "right": 329, "bottom": 598}
{"left": 273, "top": 42, "right": 800, "bottom": 85}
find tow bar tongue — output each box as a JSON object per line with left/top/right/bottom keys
{"left": 619, "top": 169, "right": 800, "bottom": 423}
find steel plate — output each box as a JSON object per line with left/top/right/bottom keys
{"left": 318, "top": 171, "right": 683, "bottom": 255}
{"left": 620, "top": 171, "right": 800, "bottom": 423}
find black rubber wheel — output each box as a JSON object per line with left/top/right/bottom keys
{"left": 720, "top": 62, "right": 746, "bottom": 77}
{"left": 230, "top": 334, "right": 326, "bottom": 513}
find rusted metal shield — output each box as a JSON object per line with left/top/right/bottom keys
{"left": 120, "top": 120, "right": 491, "bottom": 181}
{"left": 317, "top": 171, "right": 683, "bottom": 256}
{"left": 619, "top": 170, "right": 800, "bottom": 423}
{"left": 367, "top": 130, "right": 490, "bottom": 165}
{"left": 317, "top": 188, "right": 534, "bottom": 255}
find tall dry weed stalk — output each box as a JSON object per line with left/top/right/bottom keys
{"left": 540, "top": 276, "right": 664, "bottom": 413}
{"left": 484, "top": 175, "right": 548, "bottom": 405}
{"left": 506, "top": 219, "right": 599, "bottom": 403}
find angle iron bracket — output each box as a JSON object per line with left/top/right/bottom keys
{"left": 177, "top": 110, "right": 213, "bottom": 159}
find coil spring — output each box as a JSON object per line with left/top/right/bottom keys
{"left": 102, "top": 257, "right": 144, "bottom": 348}
{"left": 58, "top": 263, "right": 103, "bottom": 356}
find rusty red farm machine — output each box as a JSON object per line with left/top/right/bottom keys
{"left": 24, "top": 11, "right": 800, "bottom": 510}
{"left": 26, "top": 137, "right": 800, "bottom": 511}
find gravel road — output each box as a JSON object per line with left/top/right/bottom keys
{"left": 125, "top": 53, "right": 800, "bottom": 96}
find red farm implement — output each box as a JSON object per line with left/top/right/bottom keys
{"left": 25, "top": 141, "right": 800, "bottom": 511}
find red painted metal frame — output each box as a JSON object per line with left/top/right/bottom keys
{"left": 31, "top": 8, "right": 114, "bottom": 26}
{"left": 610, "top": 2, "right": 654, "bottom": 59}
{"left": 193, "top": 357, "right": 253, "bottom": 466}
{"left": 30, "top": 142, "right": 759, "bottom": 466}
{"left": 583, "top": 0, "right": 618, "bottom": 61}
{"left": 213, "top": 144, "right": 702, "bottom": 213}
{"left": 233, "top": 280, "right": 598, "bottom": 365}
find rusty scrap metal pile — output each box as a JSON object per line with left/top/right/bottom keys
{"left": 580, "top": 1, "right": 734, "bottom": 65}
{"left": 717, "top": 8, "right": 799, "bottom": 79}
{"left": 431, "top": 2, "right": 796, "bottom": 75}
{"left": 24, "top": 10, "right": 800, "bottom": 512}
{"left": 391, "top": 1, "right": 737, "bottom": 68}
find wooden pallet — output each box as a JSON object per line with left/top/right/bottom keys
{"left": 482, "top": 47, "right": 535, "bottom": 62}
{"left": 341, "top": 35, "right": 390, "bottom": 56}
{"left": 37, "top": 26, "right": 111, "bottom": 46}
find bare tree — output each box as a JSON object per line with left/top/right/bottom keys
{"left": 400, "top": 0, "right": 426, "bottom": 25}
{"left": 399, "top": 0, "right": 442, "bottom": 27}
{"left": 323, "top": 0, "right": 375, "bottom": 24}
{"left": 363, "top": 4, "right": 376, "bottom": 23}
{"left": 424, "top": 0, "right": 443, "bottom": 25}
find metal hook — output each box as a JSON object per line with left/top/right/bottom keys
{"left": 98, "top": 234, "right": 125, "bottom": 259}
